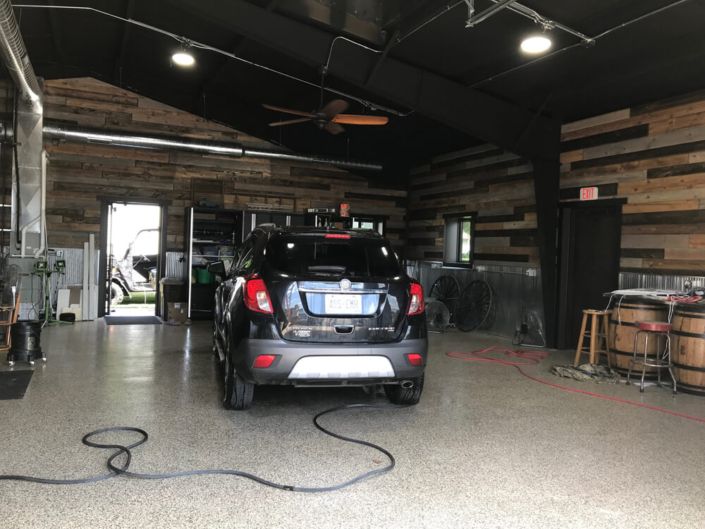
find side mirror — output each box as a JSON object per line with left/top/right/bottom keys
{"left": 207, "top": 261, "right": 226, "bottom": 277}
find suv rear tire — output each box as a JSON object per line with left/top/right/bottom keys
{"left": 223, "top": 355, "right": 254, "bottom": 410}
{"left": 384, "top": 375, "right": 424, "bottom": 405}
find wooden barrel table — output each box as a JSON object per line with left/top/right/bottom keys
{"left": 670, "top": 304, "right": 705, "bottom": 396}
{"left": 608, "top": 298, "right": 668, "bottom": 377}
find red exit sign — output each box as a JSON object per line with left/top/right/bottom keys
{"left": 580, "top": 186, "right": 599, "bottom": 201}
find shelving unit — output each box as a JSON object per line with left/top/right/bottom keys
{"left": 241, "top": 210, "right": 305, "bottom": 237}
{"left": 186, "top": 207, "right": 243, "bottom": 319}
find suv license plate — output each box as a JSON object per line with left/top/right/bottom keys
{"left": 324, "top": 294, "right": 362, "bottom": 315}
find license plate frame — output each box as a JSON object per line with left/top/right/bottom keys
{"left": 324, "top": 294, "right": 362, "bottom": 315}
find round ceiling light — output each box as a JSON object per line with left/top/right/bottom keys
{"left": 520, "top": 34, "right": 552, "bottom": 54}
{"left": 172, "top": 51, "right": 195, "bottom": 67}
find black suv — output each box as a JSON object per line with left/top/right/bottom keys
{"left": 210, "top": 226, "right": 427, "bottom": 409}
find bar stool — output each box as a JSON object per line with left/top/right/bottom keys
{"left": 627, "top": 321, "right": 677, "bottom": 394}
{"left": 574, "top": 309, "right": 612, "bottom": 367}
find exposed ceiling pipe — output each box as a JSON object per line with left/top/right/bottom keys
{"left": 472, "top": 0, "right": 693, "bottom": 87}
{"left": 466, "top": 0, "right": 517, "bottom": 28}
{"left": 493, "top": 0, "right": 593, "bottom": 43}
{"left": 397, "top": 0, "right": 590, "bottom": 45}
{"left": 463, "top": 0, "right": 475, "bottom": 22}
{"left": 0, "top": 0, "right": 41, "bottom": 109}
{"left": 42, "top": 124, "right": 383, "bottom": 172}
{"left": 13, "top": 3, "right": 410, "bottom": 117}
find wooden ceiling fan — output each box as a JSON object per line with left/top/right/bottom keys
{"left": 262, "top": 99, "right": 389, "bottom": 135}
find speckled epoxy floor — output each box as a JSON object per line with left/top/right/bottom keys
{"left": 1, "top": 321, "right": 704, "bottom": 529}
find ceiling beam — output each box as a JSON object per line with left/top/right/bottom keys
{"left": 197, "top": 35, "right": 247, "bottom": 94}
{"left": 194, "top": 0, "right": 279, "bottom": 115}
{"left": 396, "top": 0, "right": 464, "bottom": 45}
{"left": 176, "top": 0, "right": 560, "bottom": 161}
{"left": 113, "top": 0, "right": 136, "bottom": 86}
{"left": 44, "top": 0, "right": 67, "bottom": 65}
{"left": 364, "top": 29, "right": 399, "bottom": 87}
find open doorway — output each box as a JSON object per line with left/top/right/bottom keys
{"left": 101, "top": 202, "right": 163, "bottom": 318}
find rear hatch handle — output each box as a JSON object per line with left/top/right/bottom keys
{"left": 334, "top": 325, "right": 355, "bottom": 334}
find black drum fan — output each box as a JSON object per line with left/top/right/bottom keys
{"left": 425, "top": 300, "right": 451, "bottom": 333}
{"left": 455, "top": 280, "right": 494, "bottom": 332}
{"left": 429, "top": 275, "right": 461, "bottom": 323}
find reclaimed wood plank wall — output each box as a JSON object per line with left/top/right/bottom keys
{"left": 33, "top": 78, "right": 406, "bottom": 250}
{"left": 406, "top": 145, "right": 537, "bottom": 264}
{"left": 561, "top": 89, "right": 705, "bottom": 274}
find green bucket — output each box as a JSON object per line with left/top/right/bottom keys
{"left": 195, "top": 268, "right": 214, "bottom": 284}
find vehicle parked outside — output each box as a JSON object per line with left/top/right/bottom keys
{"left": 210, "top": 226, "right": 427, "bottom": 409}
{"left": 110, "top": 228, "right": 159, "bottom": 304}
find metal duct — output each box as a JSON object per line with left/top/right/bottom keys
{"left": 0, "top": 0, "right": 41, "bottom": 107}
{"left": 242, "top": 148, "right": 383, "bottom": 171}
{"left": 43, "top": 125, "right": 245, "bottom": 157}
{"left": 43, "top": 125, "right": 384, "bottom": 171}
{"left": 0, "top": 0, "right": 45, "bottom": 257}
{"left": 10, "top": 103, "right": 44, "bottom": 257}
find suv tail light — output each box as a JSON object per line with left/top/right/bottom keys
{"left": 407, "top": 282, "right": 425, "bottom": 316}
{"left": 244, "top": 276, "right": 273, "bottom": 314}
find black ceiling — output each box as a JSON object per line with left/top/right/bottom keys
{"left": 11, "top": 0, "right": 705, "bottom": 181}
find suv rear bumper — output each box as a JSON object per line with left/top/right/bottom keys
{"left": 234, "top": 338, "right": 427, "bottom": 385}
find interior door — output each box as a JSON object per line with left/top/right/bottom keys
{"left": 557, "top": 201, "right": 622, "bottom": 349}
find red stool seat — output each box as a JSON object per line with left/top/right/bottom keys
{"left": 638, "top": 321, "right": 671, "bottom": 332}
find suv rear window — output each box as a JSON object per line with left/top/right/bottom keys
{"left": 265, "top": 234, "right": 402, "bottom": 278}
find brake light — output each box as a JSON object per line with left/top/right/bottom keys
{"left": 324, "top": 233, "right": 351, "bottom": 239}
{"left": 407, "top": 282, "right": 425, "bottom": 316}
{"left": 253, "top": 354, "right": 276, "bottom": 369}
{"left": 406, "top": 353, "right": 424, "bottom": 366}
{"left": 244, "top": 277, "right": 273, "bottom": 314}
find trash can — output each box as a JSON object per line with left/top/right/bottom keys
{"left": 159, "top": 278, "right": 186, "bottom": 321}
{"left": 195, "top": 268, "right": 214, "bottom": 284}
{"left": 9, "top": 320, "right": 44, "bottom": 364}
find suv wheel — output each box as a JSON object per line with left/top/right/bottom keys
{"left": 384, "top": 375, "right": 424, "bottom": 405}
{"left": 223, "top": 354, "right": 254, "bottom": 410}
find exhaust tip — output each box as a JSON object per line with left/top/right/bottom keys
{"left": 400, "top": 380, "right": 414, "bottom": 389}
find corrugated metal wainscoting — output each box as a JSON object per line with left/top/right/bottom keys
{"left": 619, "top": 272, "right": 705, "bottom": 291}
{"left": 405, "top": 260, "right": 545, "bottom": 343}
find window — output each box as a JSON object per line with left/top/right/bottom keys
{"left": 265, "top": 235, "right": 401, "bottom": 278}
{"left": 443, "top": 213, "right": 475, "bottom": 267}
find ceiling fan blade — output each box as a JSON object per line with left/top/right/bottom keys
{"left": 320, "top": 99, "right": 349, "bottom": 119}
{"left": 268, "top": 117, "right": 312, "bottom": 127}
{"left": 324, "top": 122, "right": 346, "bottom": 135}
{"left": 262, "top": 103, "right": 316, "bottom": 118}
{"left": 331, "top": 114, "right": 389, "bottom": 126}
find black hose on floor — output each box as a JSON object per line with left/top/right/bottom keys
{"left": 0, "top": 403, "right": 404, "bottom": 492}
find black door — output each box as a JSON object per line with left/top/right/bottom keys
{"left": 557, "top": 201, "right": 622, "bottom": 349}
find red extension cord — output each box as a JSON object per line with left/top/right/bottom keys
{"left": 447, "top": 347, "right": 705, "bottom": 425}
